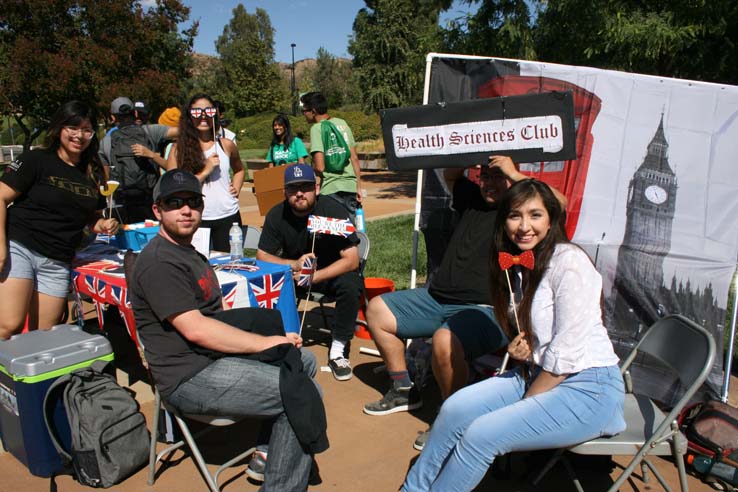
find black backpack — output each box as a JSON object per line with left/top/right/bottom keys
{"left": 108, "top": 125, "right": 159, "bottom": 203}
{"left": 43, "top": 361, "right": 150, "bottom": 488}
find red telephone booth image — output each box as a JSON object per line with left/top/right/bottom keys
{"left": 476, "top": 76, "right": 602, "bottom": 238}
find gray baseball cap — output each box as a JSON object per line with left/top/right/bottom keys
{"left": 110, "top": 97, "right": 133, "bottom": 115}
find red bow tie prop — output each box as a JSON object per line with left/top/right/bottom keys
{"left": 498, "top": 251, "right": 535, "bottom": 271}
{"left": 497, "top": 249, "right": 535, "bottom": 377}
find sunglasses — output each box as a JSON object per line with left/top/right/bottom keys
{"left": 161, "top": 196, "right": 204, "bottom": 209}
{"left": 189, "top": 107, "right": 218, "bottom": 119}
{"left": 285, "top": 182, "right": 316, "bottom": 193}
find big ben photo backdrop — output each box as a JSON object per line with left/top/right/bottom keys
{"left": 424, "top": 55, "right": 738, "bottom": 404}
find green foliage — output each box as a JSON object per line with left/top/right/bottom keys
{"left": 303, "top": 47, "right": 358, "bottom": 109}
{"left": 364, "top": 214, "right": 427, "bottom": 290}
{"left": 233, "top": 110, "right": 382, "bottom": 150}
{"left": 214, "top": 6, "right": 289, "bottom": 117}
{"left": 442, "top": 0, "right": 536, "bottom": 60}
{"left": 349, "top": 0, "right": 445, "bottom": 113}
{"left": 534, "top": 0, "right": 738, "bottom": 84}
{"left": 0, "top": 0, "right": 196, "bottom": 148}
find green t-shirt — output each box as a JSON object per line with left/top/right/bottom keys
{"left": 309, "top": 117, "right": 357, "bottom": 195}
{"left": 266, "top": 137, "right": 309, "bottom": 165}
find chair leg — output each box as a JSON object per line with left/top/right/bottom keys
{"left": 560, "top": 455, "right": 586, "bottom": 492}
{"left": 148, "top": 390, "right": 162, "bottom": 485}
{"left": 531, "top": 448, "right": 565, "bottom": 486}
{"left": 642, "top": 459, "right": 673, "bottom": 492}
{"left": 318, "top": 298, "right": 331, "bottom": 334}
{"left": 174, "top": 414, "right": 220, "bottom": 492}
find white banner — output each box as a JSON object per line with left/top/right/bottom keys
{"left": 392, "top": 115, "right": 564, "bottom": 157}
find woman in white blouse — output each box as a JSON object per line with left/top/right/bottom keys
{"left": 402, "top": 179, "right": 625, "bottom": 492}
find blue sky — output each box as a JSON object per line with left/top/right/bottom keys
{"left": 178, "top": 0, "right": 472, "bottom": 63}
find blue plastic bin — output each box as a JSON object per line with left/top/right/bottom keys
{"left": 0, "top": 325, "right": 114, "bottom": 477}
{"left": 111, "top": 225, "right": 159, "bottom": 251}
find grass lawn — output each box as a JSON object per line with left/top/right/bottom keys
{"left": 364, "top": 214, "right": 426, "bottom": 290}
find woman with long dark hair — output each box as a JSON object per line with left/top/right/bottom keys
{"left": 402, "top": 179, "right": 625, "bottom": 492}
{"left": 0, "top": 101, "right": 119, "bottom": 339}
{"left": 166, "top": 93, "right": 245, "bottom": 251}
{"left": 266, "top": 113, "right": 308, "bottom": 167}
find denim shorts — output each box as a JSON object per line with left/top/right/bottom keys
{"left": 381, "top": 288, "right": 508, "bottom": 360}
{"left": 0, "top": 240, "right": 71, "bottom": 298}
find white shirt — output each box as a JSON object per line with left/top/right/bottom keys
{"left": 530, "top": 243, "right": 620, "bottom": 374}
{"left": 202, "top": 142, "right": 239, "bottom": 220}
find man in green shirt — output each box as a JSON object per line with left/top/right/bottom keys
{"left": 300, "top": 92, "right": 363, "bottom": 215}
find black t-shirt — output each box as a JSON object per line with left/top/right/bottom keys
{"left": 1, "top": 149, "right": 105, "bottom": 262}
{"left": 259, "top": 196, "right": 360, "bottom": 271}
{"left": 130, "top": 235, "right": 221, "bottom": 399}
{"left": 428, "top": 177, "right": 497, "bottom": 305}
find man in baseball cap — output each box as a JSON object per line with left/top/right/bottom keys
{"left": 257, "top": 164, "right": 362, "bottom": 382}
{"left": 130, "top": 166, "right": 322, "bottom": 492}
{"left": 110, "top": 97, "right": 134, "bottom": 116}
{"left": 153, "top": 169, "right": 204, "bottom": 202}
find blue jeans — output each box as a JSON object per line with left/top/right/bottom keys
{"left": 168, "top": 349, "right": 318, "bottom": 492}
{"left": 402, "top": 365, "right": 626, "bottom": 492}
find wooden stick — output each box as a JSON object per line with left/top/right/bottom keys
{"left": 298, "top": 232, "right": 318, "bottom": 335}
{"left": 499, "top": 269, "right": 522, "bottom": 375}
{"left": 212, "top": 115, "right": 217, "bottom": 143}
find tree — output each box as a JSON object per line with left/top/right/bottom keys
{"left": 0, "top": 0, "right": 196, "bottom": 149}
{"left": 441, "top": 0, "right": 536, "bottom": 60}
{"left": 214, "top": 5, "right": 287, "bottom": 117}
{"left": 303, "top": 47, "right": 357, "bottom": 109}
{"left": 534, "top": 0, "right": 738, "bottom": 84}
{"left": 349, "top": 0, "right": 448, "bottom": 113}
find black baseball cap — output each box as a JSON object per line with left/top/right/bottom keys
{"left": 154, "top": 170, "right": 204, "bottom": 201}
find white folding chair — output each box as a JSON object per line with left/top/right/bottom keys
{"left": 147, "top": 386, "right": 256, "bottom": 492}
{"left": 241, "top": 225, "right": 262, "bottom": 251}
{"left": 532, "top": 314, "right": 716, "bottom": 492}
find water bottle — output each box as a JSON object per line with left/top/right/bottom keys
{"left": 689, "top": 455, "right": 738, "bottom": 485}
{"left": 229, "top": 222, "right": 243, "bottom": 260}
{"left": 355, "top": 204, "right": 365, "bottom": 233}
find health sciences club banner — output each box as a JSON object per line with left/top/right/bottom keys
{"left": 421, "top": 54, "right": 738, "bottom": 405}
{"left": 381, "top": 91, "right": 576, "bottom": 169}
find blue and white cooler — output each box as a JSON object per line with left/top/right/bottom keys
{"left": 0, "top": 324, "right": 114, "bottom": 477}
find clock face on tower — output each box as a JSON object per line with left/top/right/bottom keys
{"left": 645, "top": 185, "right": 668, "bottom": 204}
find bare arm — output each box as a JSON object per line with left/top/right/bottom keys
{"left": 311, "top": 151, "right": 325, "bottom": 173}
{"left": 488, "top": 155, "right": 568, "bottom": 208}
{"left": 169, "top": 309, "right": 302, "bottom": 353}
{"left": 256, "top": 248, "right": 294, "bottom": 267}
{"left": 131, "top": 144, "right": 168, "bottom": 170}
{"left": 349, "top": 147, "right": 363, "bottom": 203}
{"left": 0, "top": 182, "right": 20, "bottom": 270}
{"left": 165, "top": 143, "right": 179, "bottom": 171}
{"left": 226, "top": 140, "right": 245, "bottom": 198}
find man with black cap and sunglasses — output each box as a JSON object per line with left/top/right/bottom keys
{"left": 130, "top": 169, "right": 321, "bottom": 492}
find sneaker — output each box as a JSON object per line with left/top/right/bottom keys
{"left": 245, "top": 450, "right": 267, "bottom": 483}
{"left": 363, "top": 386, "right": 422, "bottom": 416}
{"left": 328, "top": 357, "right": 353, "bottom": 381}
{"left": 413, "top": 428, "right": 430, "bottom": 451}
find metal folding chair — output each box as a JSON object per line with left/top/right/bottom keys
{"left": 147, "top": 386, "right": 255, "bottom": 492}
{"left": 241, "top": 225, "right": 262, "bottom": 251}
{"left": 532, "top": 314, "right": 716, "bottom": 492}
